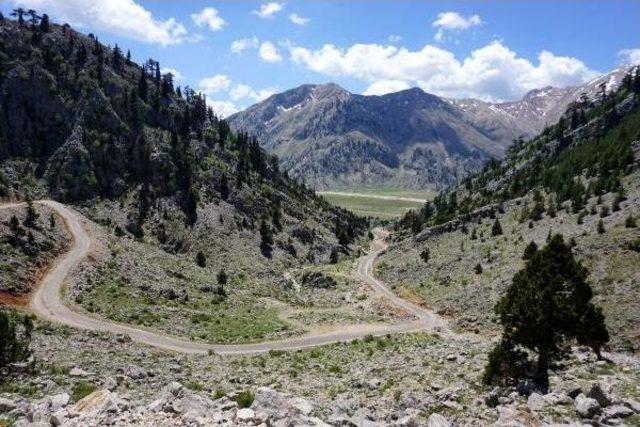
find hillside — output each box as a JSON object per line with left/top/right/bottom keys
{"left": 385, "top": 65, "right": 640, "bottom": 351}
{"left": 0, "top": 16, "right": 367, "bottom": 273}
{"left": 228, "top": 67, "right": 633, "bottom": 191}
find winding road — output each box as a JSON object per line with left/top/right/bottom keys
{"left": 2, "top": 200, "right": 446, "bottom": 354}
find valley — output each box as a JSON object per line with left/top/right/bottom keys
{"left": 317, "top": 188, "right": 432, "bottom": 219}
{"left": 1, "top": 5, "right": 640, "bottom": 427}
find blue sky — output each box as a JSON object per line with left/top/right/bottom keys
{"left": 3, "top": 1, "right": 639, "bottom": 116}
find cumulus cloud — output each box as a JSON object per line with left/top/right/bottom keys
{"left": 619, "top": 48, "right": 640, "bottom": 64}
{"left": 288, "top": 13, "right": 310, "bottom": 26}
{"left": 208, "top": 101, "right": 239, "bottom": 118}
{"left": 252, "top": 2, "right": 284, "bottom": 19}
{"left": 289, "top": 41, "right": 598, "bottom": 101}
{"left": 230, "top": 85, "right": 277, "bottom": 102}
{"left": 10, "top": 0, "right": 188, "bottom": 46}
{"left": 191, "top": 7, "right": 226, "bottom": 32}
{"left": 230, "top": 36, "right": 260, "bottom": 54}
{"left": 432, "top": 11, "right": 482, "bottom": 42}
{"left": 363, "top": 80, "right": 411, "bottom": 96}
{"left": 388, "top": 35, "right": 402, "bottom": 43}
{"left": 199, "top": 77, "right": 276, "bottom": 118}
{"left": 259, "top": 41, "right": 282, "bottom": 63}
{"left": 199, "top": 74, "right": 231, "bottom": 95}
{"left": 160, "top": 67, "right": 183, "bottom": 81}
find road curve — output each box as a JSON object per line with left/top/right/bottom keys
{"left": 3, "top": 200, "right": 445, "bottom": 354}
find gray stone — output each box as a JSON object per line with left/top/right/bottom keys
{"left": 575, "top": 394, "right": 601, "bottom": 418}
{"left": 0, "top": 397, "right": 17, "bottom": 413}
{"left": 290, "top": 397, "right": 314, "bottom": 416}
{"left": 603, "top": 404, "right": 634, "bottom": 420}
{"left": 623, "top": 398, "right": 640, "bottom": 413}
{"left": 49, "top": 393, "right": 70, "bottom": 411}
{"left": 49, "top": 409, "right": 68, "bottom": 426}
{"left": 236, "top": 407, "right": 256, "bottom": 423}
{"left": 527, "top": 392, "right": 546, "bottom": 412}
{"left": 69, "top": 367, "right": 90, "bottom": 377}
{"left": 427, "top": 413, "right": 451, "bottom": 427}
{"left": 587, "top": 382, "right": 614, "bottom": 407}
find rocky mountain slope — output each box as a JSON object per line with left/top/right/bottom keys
{"left": 228, "top": 67, "right": 634, "bottom": 190}
{"left": 0, "top": 16, "right": 366, "bottom": 274}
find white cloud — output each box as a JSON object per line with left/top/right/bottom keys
{"left": 363, "top": 80, "right": 411, "bottom": 96}
{"left": 252, "top": 2, "right": 284, "bottom": 19}
{"left": 199, "top": 74, "right": 231, "bottom": 96}
{"left": 432, "top": 11, "right": 482, "bottom": 42}
{"left": 160, "top": 67, "right": 183, "bottom": 81}
{"left": 388, "top": 35, "right": 402, "bottom": 43}
{"left": 288, "top": 13, "right": 309, "bottom": 26}
{"left": 259, "top": 41, "right": 282, "bottom": 63}
{"left": 199, "top": 78, "right": 276, "bottom": 118}
{"left": 209, "top": 100, "right": 239, "bottom": 118}
{"left": 191, "top": 7, "right": 226, "bottom": 32}
{"left": 619, "top": 48, "right": 640, "bottom": 65}
{"left": 231, "top": 36, "right": 260, "bottom": 54}
{"left": 230, "top": 84, "right": 277, "bottom": 102}
{"left": 289, "top": 41, "right": 598, "bottom": 101}
{"left": 11, "top": 0, "right": 187, "bottom": 46}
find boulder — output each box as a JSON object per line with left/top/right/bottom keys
{"left": 623, "top": 398, "right": 640, "bottom": 413}
{"left": 527, "top": 392, "right": 545, "bottom": 412}
{"left": 427, "top": 413, "right": 451, "bottom": 427}
{"left": 236, "top": 407, "right": 256, "bottom": 423}
{"left": 49, "top": 393, "right": 70, "bottom": 411}
{"left": 603, "top": 404, "right": 634, "bottom": 421}
{"left": 575, "top": 394, "right": 601, "bottom": 418}
{"left": 0, "top": 397, "right": 17, "bottom": 413}
{"left": 587, "top": 382, "right": 614, "bottom": 407}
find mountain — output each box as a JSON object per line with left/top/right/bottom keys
{"left": 228, "top": 67, "right": 634, "bottom": 190}
{"left": 0, "top": 16, "right": 366, "bottom": 272}
{"left": 451, "top": 66, "right": 634, "bottom": 142}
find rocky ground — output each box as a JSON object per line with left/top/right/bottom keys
{"left": 378, "top": 172, "right": 640, "bottom": 352}
{"left": 59, "top": 209, "right": 400, "bottom": 345}
{"left": 0, "top": 203, "right": 69, "bottom": 298}
{"left": 1, "top": 320, "right": 640, "bottom": 426}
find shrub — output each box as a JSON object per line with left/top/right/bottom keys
{"left": 522, "top": 241, "right": 538, "bottom": 260}
{"left": 474, "top": 263, "right": 483, "bottom": 274}
{"left": 196, "top": 251, "right": 206, "bottom": 267}
{"left": 597, "top": 219, "right": 605, "bottom": 234}
{"left": 625, "top": 214, "right": 636, "bottom": 228}
{"left": 71, "top": 381, "right": 97, "bottom": 402}
{"left": 0, "top": 310, "right": 33, "bottom": 370}
{"left": 235, "top": 390, "right": 254, "bottom": 408}
{"left": 491, "top": 218, "right": 503, "bottom": 236}
{"left": 420, "top": 248, "right": 430, "bottom": 263}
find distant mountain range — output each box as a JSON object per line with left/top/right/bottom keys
{"left": 228, "top": 66, "right": 634, "bottom": 190}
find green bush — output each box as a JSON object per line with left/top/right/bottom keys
{"left": 235, "top": 390, "right": 254, "bottom": 408}
{"left": 71, "top": 381, "right": 97, "bottom": 402}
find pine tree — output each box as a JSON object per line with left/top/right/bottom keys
{"left": 522, "top": 241, "right": 538, "bottom": 260}
{"left": 597, "top": 219, "right": 605, "bottom": 234}
{"left": 491, "top": 234, "right": 609, "bottom": 388}
{"left": 259, "top": 218, "right": 273, "bottom": 249}
{"left": 39, "top": 13, "right": 49, "bottom": 32}
{"left": 219, "top": 173, "right": 230, "bottom": 200}
{"left": 491, "top": 218, "right": 503, "bottom": 236}
{"left": 420, "top": 248, "right": 430, "bottom": 263}
{"left": 196, "top": 251, "right": 206, "bottom": 267}
{"left": 137, "top": 69, "right": 148, "bottom": 102}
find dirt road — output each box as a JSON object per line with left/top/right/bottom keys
{"left": 3, "top": 200, "right": 445, "bottom": 354}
